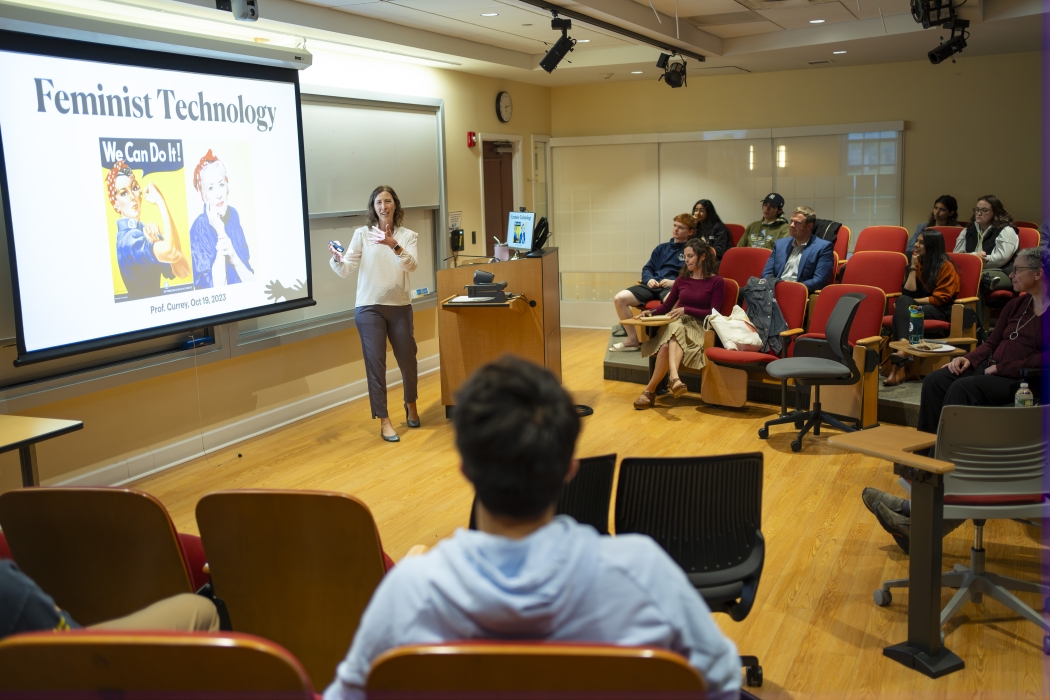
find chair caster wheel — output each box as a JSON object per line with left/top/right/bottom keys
{"left": 758, "top": 427, "right": 769, "bottom": 439}
{"left": 873, "top": 589, "right": 892, "bottom": 606}
{"left": 745, "top": 665, "right": 763, "bottom": 687}
{"left": 794, "top": 419, "right": 805, "bottom": 429}
{"left": 791, "top": 440, "right": 802, "bottom": 453}
{"left": 1044, "top": 635, "right": 1050, "bottom": 656}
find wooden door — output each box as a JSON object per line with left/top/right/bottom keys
{"left": 482, "top": 141, "right": 514, "bottom": 257}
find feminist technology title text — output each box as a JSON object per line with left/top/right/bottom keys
{"left": 33, "top": 79, "right": 277, "bottom": 132}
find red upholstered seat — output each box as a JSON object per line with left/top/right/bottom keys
{"left": 176, "top": 533, "right": 210, "bottom": 592}
{"left": 794, "top": 285, "right": 884, "bottom": 357}
{"left": 945, "top": 493, "right": 1046, "bottom": 506}
{"left": 718, "top": 247, "right": 770, "bottom": 291}
{"left": 980, "top": 228, "right": 1038, "bottom": 309}
{"left": 705, "top": 347, "right": 777, "bottom": 365}
{"left": 0, "top": 531, "right": 10, "bottom": 560}
{"left": 853, "top": 226, "right": 909, "bottom": 255}
{"left": 726, "top": 223, "right": 746, "bottom": 247}
{"left": 928, "top": 226, "right": 964, "bottom": 251}
{"left": 644, "top": 300, "right": 661, "bottom": 310}
{"left": 924, "top": 319, "right": 950, "bottom": 334}
{"left": 842, "top": 251, "right": 908, "bottom": 301}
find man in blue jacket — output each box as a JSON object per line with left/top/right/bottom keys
{"left": 761, "top": 206, "right": 834, "bottom": 293}
{"left": 324, "top": 358, "right": 742, "bottom": 700}
{"left": 610, "top": 213, "right": 695, "bottom": 351}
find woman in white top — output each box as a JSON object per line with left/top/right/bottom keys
{"left": 329, "top": 186, "right": 420, "bottom": 442}
{"left": 955, "top": 194, "right": 1019, "bottom": 290}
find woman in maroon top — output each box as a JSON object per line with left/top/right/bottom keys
{"left": 632, "top": 239, "right": 725, "bottom": 409}
{"left": 916, "top": 246, "right": 1048, "bottom": 433}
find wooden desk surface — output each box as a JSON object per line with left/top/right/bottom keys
{"left": 888, "top": 340, "right": 966, "bottom": 358}
{"left": 828, "top": 425, "right": 955, "bottom": 474}
{"left": 0, "top": 415, "right": 83, "bottom": 454}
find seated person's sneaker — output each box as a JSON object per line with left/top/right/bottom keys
{"left": 874, "top": 502, "right": 910, "bottom": 555}
{"left": 861, "top": 487, "right": 906, "bottom": 517}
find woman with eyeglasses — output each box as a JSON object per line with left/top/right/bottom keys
{"left": 692, "top": 199, "right": 730, "bottom": 261}
{"left": 883, "top": 229, "right": 960, "bottom": 387}
{"left": 954, "top": 195, "right": 1019, "bottom": 291}
{"left": 862, "top": 246, "right": 1048, "bottom": 553}
{"left": 905, "top": 195, "right": 958, "bottom": 258}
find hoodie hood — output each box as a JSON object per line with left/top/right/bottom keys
{"left": 428, "top": 516, "right": 600, "bottom": 637}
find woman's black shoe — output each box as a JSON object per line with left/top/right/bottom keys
{"left": 405, "top": 403, "right": 421, "bottom": 428}
{"left": 381, "top": 428, "right": 400, "bottom": 443}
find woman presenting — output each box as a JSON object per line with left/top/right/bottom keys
{"left": 330, "top": 186, "right": 420, "bottom": 442}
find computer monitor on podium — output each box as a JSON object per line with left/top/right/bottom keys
{"left": 507, "top": 211, "right": 536, "bottom": 252}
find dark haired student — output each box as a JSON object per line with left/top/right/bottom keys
{"left": 693, "top": 199, "right": 731, "bottom": 261}
{"left": 323, "top": 358, "right": 741, "bottom": 700}
{"left": 905, "top": 195, "right": 959, "bottom": 258}
{"left": 884, "top": 229, "right": 960, "bottom": 387}
{"left": 330, "top": 186, "right": 420, "bottom": 442}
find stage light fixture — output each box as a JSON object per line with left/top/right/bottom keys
{"left": 928, "top": 31, "right": 967, "bottom": 64}
{"left": 656, "top": 53, "right": 687, "bottom": 88}
{"left": 540, "top": 14, "right": 577, "bottom": 73}
{"left": 910, "top": 0, "right": 953, "bottom": 29}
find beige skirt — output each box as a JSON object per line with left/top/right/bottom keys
{"left": 640, "top": 315, "right": 707, "bottom": 371}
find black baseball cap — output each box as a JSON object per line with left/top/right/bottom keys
{"left": 762, "top": 193, "right": 785, "bottom": 209}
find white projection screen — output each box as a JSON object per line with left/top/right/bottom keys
{"left": 0, "top": 30, "right": 314, "bottom": 365}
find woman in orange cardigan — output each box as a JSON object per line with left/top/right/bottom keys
{"left": 884, "top": 229, "right": 961, "bottom": 386}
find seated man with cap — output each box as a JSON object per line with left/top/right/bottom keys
{"left": 761, "top": 205, "right": 835, "bottom": 293}
{"left": 737, "top": 193, "right": 790, "bottom": 250}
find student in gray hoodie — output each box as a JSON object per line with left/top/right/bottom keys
{"left": 324, "top": 358, "right": 742, "bottom": 699}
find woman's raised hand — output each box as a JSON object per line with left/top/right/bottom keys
{"left": 328, "top": 241, "right": 343, "bottom": 262}
{"left": 370, "top": 224, "right": 398, "bottom": 248}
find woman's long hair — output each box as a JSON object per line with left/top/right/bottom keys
{"left": 918, "top": 229, "right": 952, "bottom": 294}
{"left": 969, "top": 194, "right": 1013, "bottom": 229}
{"left": 679, "top": 238, "right": 718, "bottom": 279}
{"left": 367, "top": 185, "right": 405, "bottom": 229}
{"left": 693, "top": 199, "right": 725, "bottom": 234}
{"left": 926, "top": 195, "right": 959, "bottom": 228}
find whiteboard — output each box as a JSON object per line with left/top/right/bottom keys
{"left": 301, "top": 99, "right": 440, "bottom": 215}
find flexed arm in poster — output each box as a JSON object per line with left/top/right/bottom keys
{"left": 142, "top": 183, "right": 190, "bottom": 279}
{"left": 190, "top": 150, "right": 254, "bottom": 289}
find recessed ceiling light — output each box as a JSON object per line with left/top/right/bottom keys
{"left": 810, "top": 19, "right": 825, "bottom": 23}
{"left": 577, "top": 39, "right": 590, "bottom": 42}
{"left": 833, "top": 50, "right": 847, "bottom": 54}
{"left": 631, "top": 71, "right": 643, "bottom": 74}
{"left": 481, "top": 13, "right": 498, "bottom": 17}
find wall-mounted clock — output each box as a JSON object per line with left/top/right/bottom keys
{"left": 496, "top": 91, "right": 513, "bottom": 123}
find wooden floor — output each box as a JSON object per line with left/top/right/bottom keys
{"left": 135, "top": 329, "right": 1048, "bottom": 699}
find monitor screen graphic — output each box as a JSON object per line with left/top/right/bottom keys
{"left": 506, "top": 211, "right": 535, "bottom": 251}
{"left": 0, "top": 31, "right": 313, "bottom": 365}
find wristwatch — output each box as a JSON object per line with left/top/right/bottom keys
{"left": 393, "top": 244, "right": 403, "bottom": 254}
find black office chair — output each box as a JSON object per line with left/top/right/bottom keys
{"left": 614, "top": 453, "right": 765, "bottom": 688}
{"left": 758, "top": 293, "right": 866, "bottom": 452}
{"left": 469, "top": 454, "right": 616, "bottom": 534}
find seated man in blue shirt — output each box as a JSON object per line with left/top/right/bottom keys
{"left": 610, "top": 213, "right": 695, "bottom": 351}
{"left": 324, "top": 358, "right": 742, "bottom": 700}
{"left": 761, "top": 206, "right": 834, "bottom": 293}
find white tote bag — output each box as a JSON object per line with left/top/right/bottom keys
{"left": 705, "top": 306, "right": 763, "bottom": 352}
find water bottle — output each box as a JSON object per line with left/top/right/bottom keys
{"left": 1015, "top": 382, "right": 1034, "bottom": 407}
{"left": 908, "top": 305, "right": 924, "bottom": 345}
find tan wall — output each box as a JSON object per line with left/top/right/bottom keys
{"left": 0, "top": 58, "right": 552, "bottom": 494}
{"left": 551, "top": 51, "right": 1042, "bottom": 227}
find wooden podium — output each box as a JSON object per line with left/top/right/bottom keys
{"left": 437, "top": 248, "right": 561, "bottom": 414}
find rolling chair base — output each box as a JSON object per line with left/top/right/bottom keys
{"left": 758, "top": 396, "right": 859, "bottom": 452}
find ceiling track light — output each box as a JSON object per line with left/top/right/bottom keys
{"left": 911, "top": 0, "right": 969, "bottom": 64}
{"left": 515, "top": 0, "right": 705, "bottom": 63}
{"left": 656, "top": 53, "right": 687, "bottom": 88}
{"left": 539, "top": 13, "right": 576, "bottom": 73}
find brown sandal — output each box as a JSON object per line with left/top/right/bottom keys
{"left": 633, "top": 391, "right": 656, "bottom": 410}
{"left": 670, "top": 379, "right": 688, "bottom": 398}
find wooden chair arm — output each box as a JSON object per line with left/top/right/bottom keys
{"left": 942, "top": 337, "right": 978, "bottom": 347}
{"left": 955, "top": 296, "right": 980, "bottom": 305}
{"left": 780, "top": 328, "right": 805, "bottom": 337}
{"left": 202, "top": 563, "right": 210, "bottom": 575}
{"left": 856, "top": 335, "right": 883, "bottom": 347}
{"left": 886, "top": 292, "right": 902, "bottom": 298}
